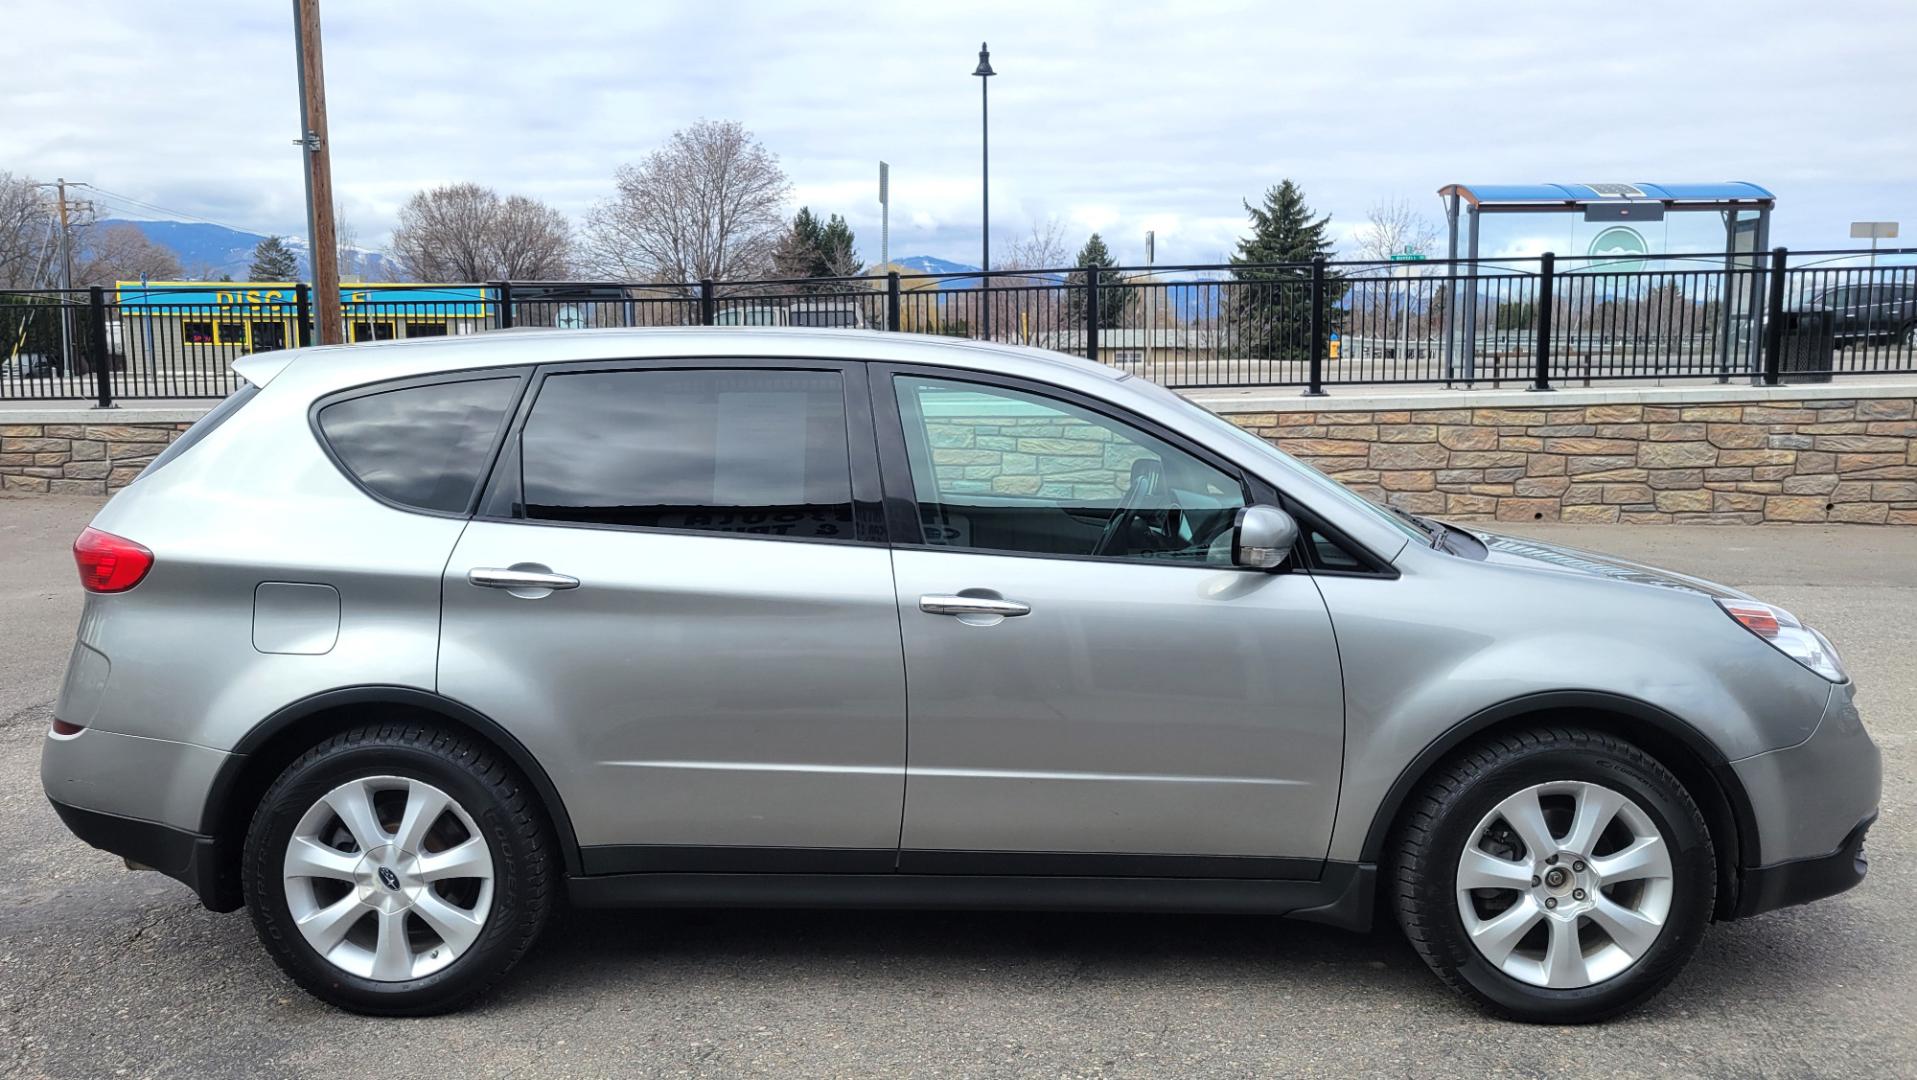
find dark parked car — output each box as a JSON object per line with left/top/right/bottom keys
{"left": 1806, "top": 284, "right": 1916, "bottom": 346}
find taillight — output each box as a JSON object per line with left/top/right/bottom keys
{"left": 73, "top": 527, "right": 153, "bottom": 593}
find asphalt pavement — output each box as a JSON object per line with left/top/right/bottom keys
{"left": 1, "top": 492, "right": 1911, "bottom": 1078}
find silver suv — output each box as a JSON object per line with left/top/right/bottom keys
{"left": 42, "top": 328, "right": 1879, "bottom": 1021}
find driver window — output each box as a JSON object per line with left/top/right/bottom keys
{"left": 894, "top": 376, "right": 1247, "bottom": 564}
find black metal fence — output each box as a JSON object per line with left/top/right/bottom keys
{"left": 3, "top": 247, "right": 1912, "bottom": 405}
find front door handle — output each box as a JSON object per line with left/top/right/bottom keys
{"left": 919, "top": 594, "right": 1031, "bottom": 618}
{"left": 469, "top": 566, "right": 580, "bottom": 592}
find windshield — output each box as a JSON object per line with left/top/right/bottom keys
{"left": 1127, "top": 380, "right": 1431, "bottom": 544}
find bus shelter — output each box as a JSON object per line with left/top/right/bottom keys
{"left": 1435, "top": 182, "right": 1776, "bottom": 382}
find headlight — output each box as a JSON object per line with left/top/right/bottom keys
{"left": 1718, "top": 599, "right": 1848, "bottom": 683}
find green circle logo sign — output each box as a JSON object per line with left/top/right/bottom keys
{"left": 1587, "top": 226, "right": 1649, "bottom": 274}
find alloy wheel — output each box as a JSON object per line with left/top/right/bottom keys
{"left": 1454, "top": 780, "right": 1674, "bottom": 989}
{"left": 282, "top": 776, "right": 495, "bottom": 981}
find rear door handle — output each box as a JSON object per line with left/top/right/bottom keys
{"left": 919, "top": 594, "right": 1030, "bottom": 618}
{"left": 469, "top": 567, "right": 580, "bottom": 591}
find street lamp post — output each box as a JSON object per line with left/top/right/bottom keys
{"left": 974, "top": 42, "right": 994, "bottom": 339}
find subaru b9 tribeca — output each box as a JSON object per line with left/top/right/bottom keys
{"left": 43, "top": 328, "right": 1878, "bottom": 1021}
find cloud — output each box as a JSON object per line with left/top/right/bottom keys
{"left": 2, "top": 0, "right": 1911, "bottom": 270}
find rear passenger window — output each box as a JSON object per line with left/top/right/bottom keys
{"left": 317, "top": 378, "right": 517, "bottom": 513}
{"left": 517, "top": 368, "right": 856, "bottom": 540}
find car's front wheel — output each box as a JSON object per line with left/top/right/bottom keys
{"left": 1392, "top": 726, "right": 1715, "bottom": 1023}
{"left": 242, "top": 723, "right": 555, "bottom": 1015}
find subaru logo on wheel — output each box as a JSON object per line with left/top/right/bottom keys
{"left": 377, "top": 867, "right": 401, "bottom": 891}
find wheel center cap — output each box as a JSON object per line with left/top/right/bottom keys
{"left": 353, "top": 844, "right": 422, "bottom": 913}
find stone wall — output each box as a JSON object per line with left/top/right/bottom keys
{"left": 1216, "top": 396, "right": 1917, "bottom": 525}
{"left": 0, "top": 422, "right": 190, "bottom": 495}
{"left": 5, "top": 390, "right": 1916, "bottom": 524}
{"left": 926, "top": 413, "right": 1149, "bottom": 500}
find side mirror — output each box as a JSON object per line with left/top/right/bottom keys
{"left": 1232, "top": 505, "right": 1298, "bottom": 571}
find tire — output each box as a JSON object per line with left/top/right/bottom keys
{"left": 1391, "top": 726, "right": 1715, "bottom": 1024}
{"left": 242, "top": 723, "right": 556, "bottom": 1015}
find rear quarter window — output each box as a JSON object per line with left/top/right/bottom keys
{"left": 316, "top": 377, "right": 518, "bottom": 514}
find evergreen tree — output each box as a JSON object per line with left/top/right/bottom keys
{"left": 1228, "top": 181, "right": 1347, "bottom": 361}
{"left": 1065, "top": 232, "right": 1131, "bottom": 329}
{"left": 248, "top": 235, "right": 299, "bottom": 282}
{"left": 817, "top": 213, "right": 861, "bottom": 277}
{"left": 772, "top": 207, "right": 862, "bottom": 287}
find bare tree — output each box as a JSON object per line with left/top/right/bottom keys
{"left": 580, "top": 120, "right": 791, "bottom": 284}
{"left": 389, "top": 183, "right": 572, "bottom": 282}
{"left": 73, "top": 224, "right": 182, "bottom": 286}
{"left": 1354, "top": 197, "right": 1439, "bottom": 261}
{"left": 986, "top": 217, "right": 1074, "bottom": 344}
{"left": 1001, "top": 216, "right": 1070, "bottom": 271}
{"left": 1348, "top": 199, "right": 1442, "bottom": 351}
{"left": 0, "top": 172, "right": 59, "bottom": 289}
{"left": 335, "top": 202, "right": 362, "bottom": 279}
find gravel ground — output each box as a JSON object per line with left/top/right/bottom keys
{"left": 1, "top": 492, "right": 1911, "bottom": 1078}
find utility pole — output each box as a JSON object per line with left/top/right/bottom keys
{"left": 973, "top": 43, "right": 995, "bottom": 339}
{"left": 35, "top": 178, "right": 87, "bottom": 371}
{"left": 1144, "top": 230, "right": 1154, "bottom": 374}
{"left": 292, "top": 0, "right": 342, "bottom": 344}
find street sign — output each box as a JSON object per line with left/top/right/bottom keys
{"left": 1389, "top": 252, "right": 1426, "bottom": 261}
{"left": 1850, "top": 221, "right": 1899, "bottom": 239}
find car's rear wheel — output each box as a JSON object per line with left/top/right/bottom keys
{"left": 1391, "top": 726, "right": 1715, "bottom": 1023}
{"left": 242, "top": 723, "right": 554, "bottom": 1015}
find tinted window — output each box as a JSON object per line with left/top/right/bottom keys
{"left": 894, "top": 376, "right": 1246, "bottom": 564}
{"left": 1306, "top": 526, "right": 1368, "bottom": 572}
{"left": 518, "top": 368, "right": 855, "bottom": 539}
{"left": 318, "top": 377, "right": 516, "bottom": 513}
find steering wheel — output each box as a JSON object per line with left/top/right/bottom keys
{"left": 1092, "top": 458, "right": 1182, "bottom": 558}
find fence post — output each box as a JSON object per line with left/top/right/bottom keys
{"left": 87, "top": 285, "right": 114, "bottom": 409}
{"left": 1760, "top": 247, "right": 1788, "bottom": 386}
{"left": 491, "top": 281, "right": 513, "bottom": 330}
{"left": 886, "top": 272, "right": 901, "bottom": 332}
{"left": 699, "top": 279, "right": 716, "bottom": 326}
{"left": 294, "top": 283, "right": 313, "bottom": 347}
{"left": 1304, "top": 257, "right": 1327, "bottom": 396}
{"left": 1530, "top": 252, "right": 1554, "bottom": 392}
{"left": 1084, "top": 266, "right": 1100, "bottom": 362}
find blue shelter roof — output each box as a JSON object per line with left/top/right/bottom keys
{"left": 1438, "top": 182, "right": 1774, "bottom": 207}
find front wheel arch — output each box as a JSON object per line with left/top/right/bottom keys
{"left": 1360, "top": 691, "right": 1755, "bottom": 921}
{"left": 200, "top": 686, "right": 583, "bottom": 912}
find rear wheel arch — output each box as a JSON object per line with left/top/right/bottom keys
{"left": 1362, "top": 691, "right": 1756, "bottom": 920}
{"left": 200, "top": 686, "right": 583, "bottom": 911}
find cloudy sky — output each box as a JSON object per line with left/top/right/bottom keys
{"left": 3, "top": 0, "right": 1912, "bottom": 268}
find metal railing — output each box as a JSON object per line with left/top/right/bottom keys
{"left": 3, "top": 247, "right": 1912, "bottom": 405}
